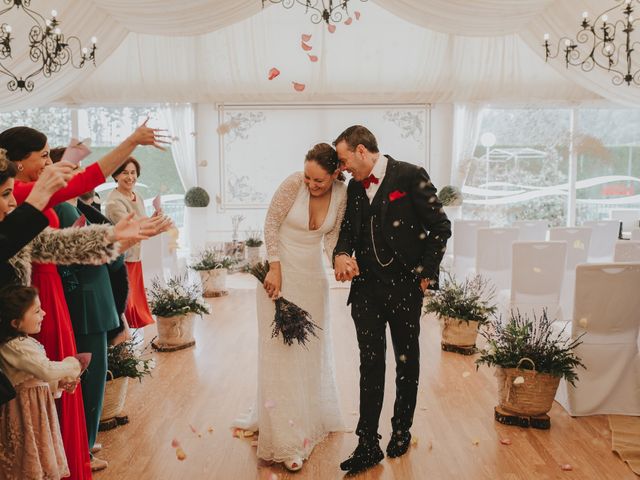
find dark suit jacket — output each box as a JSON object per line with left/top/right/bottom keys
{"left": 333, "top": 156, "right": 451, "bottom": 289}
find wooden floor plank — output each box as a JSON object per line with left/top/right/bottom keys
{"left": 94, "top": 277, "right": 634, "bottom": 479}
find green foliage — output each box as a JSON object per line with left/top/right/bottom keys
{"left": 476, "top": 310, "right": 585, "bottom": 385}
{"left": 245, "top": 228, "right": 263, "bottom": 247}
{"left": 424, "top": 273, "right": 497, "bottom": 324}
{"left": 107, "top": 340, "right": 154, "bottom": 382}
{"left": 190, "top": 248, "right": 236, "bottom": 271}
{"left": 147, "top": 275, "right": 210, "bottom": 317}
{"left": 439, "top": 185, "right": 463, "bottom": 206}
{"left": 184, "top": 187, "right": 210, "bottom": 207}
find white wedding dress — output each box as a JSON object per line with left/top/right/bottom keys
{"left": 233, "top": 172, "right": 346, "bottom": 463}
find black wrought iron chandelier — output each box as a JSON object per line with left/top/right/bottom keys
{"left": 261, "top": 0, "right": 367, "bottom": 25}
{"left": 0, "top": 0, "right": 97, "bottom": 92}
{"left": 543, "top": 0, "right": 639, "bottom": 86}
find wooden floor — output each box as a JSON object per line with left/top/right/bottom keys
{"left": 94, "top": 275, "right": 634, "bottom": 480}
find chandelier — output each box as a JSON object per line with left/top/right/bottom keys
{"left": 0, "top": 0, "right": 97, "bottom": 92}
{"left": 543, "top": 0, "right": 639, "bottom": 86}
{"left": 261, "top": 0, "right": 367, "bottom": 25}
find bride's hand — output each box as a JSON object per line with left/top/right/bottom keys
{"left": 263, "top": 262, "right": 282, "bottom": 299}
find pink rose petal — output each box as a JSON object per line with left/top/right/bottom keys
{"left": 189, "top": 424, "right": 197, "bottom": 433}
{"left": 303, "top": 438, "right": 310, "bottom": 449}
{"left": 345, "top": 17, "right": 353, "bottom": 25}
{"left": 560, "top": 464, "right": 573, "bottom": 471}
{"left": 301, "top": 34, "right": 312, "bottom": 42}
{"left": 308, "top": 54, "right": 318, "bottom": 62}
{"left": 171, "top": 438, "right": 181, "bottom": 448}
{"left": 301, "top": 41, "right": 312, "bottom": 51}
{"left": 292, "top": 82, "right": 305, "bottom": 92}
{"left": 267, "top": 67, "right": 280, "bottom": 80}
{"left": 354, "top": 11, "right": 361, "bottom": 20}
{"left": 500, "top": 438, "right": 512, "bottom": 445}
{"left": 328, "top": 24, "right": 336, "bottom": 33}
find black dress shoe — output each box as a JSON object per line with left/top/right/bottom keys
{"left": 340, "top": 434, "right": 384, "bottom": 473}
{"left": 386, "top": 430, "right": 411, "bottom": 458}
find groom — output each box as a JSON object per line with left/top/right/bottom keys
{"left": 333, "top": 125, "right": 451, "bottom": 474}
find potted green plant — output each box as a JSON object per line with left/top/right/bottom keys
{"left": 190, "top": 249, "right": 236, "bottom": 296}
{"left": 101, "top": 340, "right": 155, "bottom": 424}
{"left": 424, "top": 273, "right": 497, "bottom": 354}
{"left": 245, "top": 229, "right": 263, "bottom": 264}
{"left": 147, "top": 275, "right": 210, "bottom": 350}
{"left": 476, "top": 310, "right": 585, "bottom": 418}
{"left": 184, "top": 186, "right": 210, "bottom": 253}
{"left": 439, "top": 185, "right": 463, "bottom": 220}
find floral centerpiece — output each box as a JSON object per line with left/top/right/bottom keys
{"left": 190, "top": 248, "right": 236, "bottom": 296}
{"left": 424, "top": 273, "right": 496, "bottom": 353}
{"left": 147, "top": 275, "right": 210, "bottom": 350}
{"left": 249, "top": 261, "right": 321, "bottom": 347}
{"left": 101, "top": 340, "right": 155, "bottom": 423}
{"left": 476, "top": 309, "right": 585, "bottom": 417}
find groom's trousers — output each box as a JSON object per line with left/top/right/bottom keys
{"left": 350, "top": 276, "right": 424, "bottom": 438}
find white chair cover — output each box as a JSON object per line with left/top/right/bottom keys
{"left": 510, "top": 241, "right": 566, "bottom": 320}
{"left": 610, "top": 209, "right": 640, "bottom": 234}
{"left": 584, "top": 220, "right": 619, "bottom": 263}
{"left": 513, "top": 220, "right": 548, "bottom": 242}
{"left": 555, "top": 263, "right": 640, "bottom": 416}
{"left": 141, "top": 233, "right": 167, "bottom": 286}
{"left": 549, "top": 227, "right": 592, "bottom": 320}
{"left": 475, "top": 227, "right": 519, "bottom": 291}
{"left": 632, "top": 229, "right": 640, "bottom": 241}
{"left": 614, "top": 241, "right": 640, "bottom": 263}
{"left": 452, "top": 220, "right": 489, "bottom": 279}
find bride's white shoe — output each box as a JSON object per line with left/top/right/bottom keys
{"left": 284, "top": 457, "right": 303, "bottom": 472}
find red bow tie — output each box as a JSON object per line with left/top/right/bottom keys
{"left": 361, "top": 173, "right": 379, "bottom": 189}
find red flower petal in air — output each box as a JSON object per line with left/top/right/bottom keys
{"left": 354, "top": 11, "right": 361, "bottom": 20}
{"left": 301, "top": 34, "right": 312, "bottom": 42}
{"left": 292, "top": 82, "right": 306, "bottom": 92}
{"left": 267, "top": 67, "right": 280, "bottom": 80}
{"left": 301, "top": 41, "right": 312, "bottom": 51}
{"left": 328, "top": 24, "right": 336, "bottom": 33}
{"left": 345, "top": 17, "right": 353, "bottom": 25}
{"left": 308, "top": 54, "right": 318, "bottom": 62}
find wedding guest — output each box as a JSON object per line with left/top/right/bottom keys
{"left": 0, "top": 286, "right": 83, "bottom": 480}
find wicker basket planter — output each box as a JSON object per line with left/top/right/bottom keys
{"left": 155, "top": 312, "right": 196, "bottom": 349}
{"left": 199, "top": 268, "right": 228, "bottom": 297}
{"left": 441, "top": 317, "right": 479, "bottom": 348}
{"left": 100, "top": 371, "right": 129, "bottom": 422}
{"left": 496, "top": 358, "right": 561, "bottom": 417}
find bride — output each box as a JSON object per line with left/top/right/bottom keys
{"left": 233, "top": 143, "right": 347, "bottom": 471}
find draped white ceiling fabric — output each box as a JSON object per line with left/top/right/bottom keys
{"left": 0, "top": 0, "right": 637, "bottom": 110}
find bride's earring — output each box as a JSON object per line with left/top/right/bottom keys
{"left": 17, "top": 162, "right": 23, "bottom": 171}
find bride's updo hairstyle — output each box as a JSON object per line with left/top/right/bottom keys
{"left": 304, "top": 143, "right": 345, "bottom": 182}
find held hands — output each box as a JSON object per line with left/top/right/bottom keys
{"left": 128, "top": 117, "right": 171, "bottom": 151}
{"left": 334, "top": 254, "right": 360, "bottom": 282}
{"left": 58, "top": 378, "right": 81, "bottom": 394}
{"left": 263, "top": 262, "right": 282, "bottom": 299}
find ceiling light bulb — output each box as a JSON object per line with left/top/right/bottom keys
{"left": 91, "top": 36, "right": 97, "bottom": 44}
{"left": 582, "top": 11, "right": 588, "bottom": 19}
{"left": 565, "top": 39, "right": 571, "bottom": 46}
{"left": 54, "top": 27, "right": 61, "bottom": 35}
{"left": 544, "top": 33, "right": 550, "bottom": 40}
{"left": 4, "top": 25, "right": 11, "bottom": 33}
{"left": 602, "top": 14, "right": 609, "bottom": 22}
{"left": 51, "top": 9, "right": 58, "bottom": 17}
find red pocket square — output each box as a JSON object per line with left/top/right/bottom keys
{"left": 389, "top": 190, "right": 407, "bottom": 202}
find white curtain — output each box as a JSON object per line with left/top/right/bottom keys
{"left": 450, "top": 104, "right": 484, "bottom": 188}
{"left": 160, "top": 104, "right": 197, "bottom": 190}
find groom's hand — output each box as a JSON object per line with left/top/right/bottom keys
{"left": 334, "top": 254, "right": 359, "bottom": 282}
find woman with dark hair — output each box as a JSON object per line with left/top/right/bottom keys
{"left": 104, "top": 157, "right": 172, "bottom": 329}
{"left": 0, "top": 122, "right": 167, "bottom": 480}
{"left": 232, "top": 143, "right": 346, "bottom": 472}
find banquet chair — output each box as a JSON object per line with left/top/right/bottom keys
{"left": 509, "top": 241, "right": 566, "bottom": 320}
{"left": 632, "top": 228, "right": 640, "bottom": 241}
{"left": 452, "top": 220, "right": 489, "bottom": 279}
{"left": 513, "top": 220, "right": 548, "bottom": 242}
{"left": 610, "top": 209, "right": 640, "bottom": 234}
{"left": 584, "top": 220, "right": 619, "bottom": 263}
{"left": 549, "top": 227, "right": 592, "bottom": 320}
{"left": 614, "top": 241, "right": 640, "bottom": 262}
{"left": 554, "top": 263, "right": 640, "bottom": 416}
{"left": 475, "top": 227, "right": 519, "bottom": 292}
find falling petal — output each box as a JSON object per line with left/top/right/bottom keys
{"left": 308, "top": 54, "right": 318, "bottom": 62}
{"left": 301, "top": 41, "right": 313, "bottom": 51}
{"left": 171, "top": 438, "right": 181, "bottom": 448}
{"left": 500, "top": 438, "right": 512, "bottom": 445}
{"left": 176, "top": 447, "right": 187, "bottom": 461}
{"left": 578, "top": 317, "right": 588, "bottom": 328}
{"left": 355, "top": 11, "right": 361, "bottom": 20}
{"left": 560, "top": 464, "right": 573, "bottom": 471}
{"left": 267, "top": 67, "right": 280, "bottom": 80}
{"left": 472, "top": 439, "right": 480, "bottom": 446}
{"left": 288, "top": 419, "right": 295, "bottom": 427}
{"left": 264, "top": 399, "right": 276, "bottom": 409}
{"left": 301, "top": 34, "right": 312, "bottom": 42}
{"left": 399, "top": 354, "right": 407, "bottom": 363}
{"left": 303, "top": 438, "right": 311, "bottom": 449}
{"left": 189, "top": 424, "right": 197, "bottom": 433}
{"left": 328, "top": 24, "right": 336, "bottom": 33}
{"left": 207, "top": 427, "right": 214, "bottom": 434}
{"left": 292, "top": 82, "right": 306, "bottom": 92}
{"left": 462, "top": 371, "right": 471, "bottom": 378}
{"left": 345, "top": 17, "right": 353, "bottom": 25}
{"left": 513, "top": 376, "right": 525, "bottom": 385}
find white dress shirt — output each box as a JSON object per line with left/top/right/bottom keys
{"left": 365, "top": 154, "right": 388, "bottom": 204}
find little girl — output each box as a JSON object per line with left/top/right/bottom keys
{"left": 0, "top": 285, "right": 85, "bottom": 480}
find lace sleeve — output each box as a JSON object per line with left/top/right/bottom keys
{"left": 323, "top": 183, "right": 347, "bottom": 264}
{"left": 2, "top": 337, "right": 81, "bottom": 383}
{"left": 264, "top": 172, "right": 303, "bottom": 262}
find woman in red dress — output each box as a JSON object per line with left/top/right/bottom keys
{"left": 0, "top": 122, "right": 167, "bottom": 479}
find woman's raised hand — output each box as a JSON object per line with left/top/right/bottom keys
{"left": 128, "top": 117, "right": 171, "bottom": 151}
{"left": 112, "top": 212, "right": 149, "bottom": 242}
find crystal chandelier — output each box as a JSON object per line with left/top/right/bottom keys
{"left": 543, "top": 0, "right": 639, "bottom": 86}
{"left": 0, "top": 0, "right": 97, "bottom": 92}
{"left": 261, "top": 0, "right": 367, "bottom": 25}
